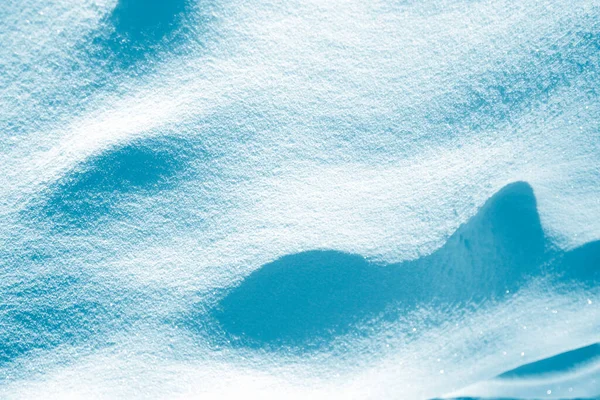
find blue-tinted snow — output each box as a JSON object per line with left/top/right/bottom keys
{"left": 0, "top": 0, "right": 598, "bottom": 399}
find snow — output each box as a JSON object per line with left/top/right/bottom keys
{"left": 0, "top": 0, "right": 598, "bottom": 398}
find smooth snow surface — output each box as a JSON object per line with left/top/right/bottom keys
{"left": 1, "top": 0, "right": 599, "bottom": 398}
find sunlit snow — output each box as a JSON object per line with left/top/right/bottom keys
{"left": 0, "top": 0, "right": 598, "bottom": 398}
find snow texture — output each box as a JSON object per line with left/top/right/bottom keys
{"left": 0, "top": 0, "right": 599, "bottom": 398}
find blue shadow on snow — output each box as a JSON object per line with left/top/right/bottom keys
{"left": 199, "top": 182, "right": 598, "bottom": 350}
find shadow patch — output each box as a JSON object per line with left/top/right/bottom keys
{"left": 31, "top": 136, "right": 197, "bottom": 229}
{"left": 185, "top": 182, "right": 597, "bottom": 351}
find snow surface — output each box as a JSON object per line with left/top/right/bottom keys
{"left": 0, "top": 0, "right": 599, "bottom": 398}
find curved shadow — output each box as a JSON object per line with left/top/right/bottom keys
{"left": 212, "top": 251, "right": 405, "bottom": 346}
{"left": 5, "top": 0, "right": 217, "bottom": 140}
{"left": 404, "top": 181, "right": 547, "bottom": 305}
{"left": 439, "top": 343, "right": 600, "bottom": 400}
{"left": 90, "top": 0, "right": 194, "bottom": 68}
{"left": 195, "top": 182, "right": 598, "bottom": 350}
{"left": 498, "top": 343, "right": 600, "bottom": 379}
{"left": 29, "top": 136, "right": 197, "bottom": 229}
{"left": 110, "top": 0, "right": 189, "bottom": 44}
{"left": 3, "top": 136, "right": 201, "bottom": 365}
{"left": 549, "top": 241, "right": 600, "bottom": 287}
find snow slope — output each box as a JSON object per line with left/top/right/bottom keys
{"left": 0, "top": 0, "right": 598, "bottom": 398}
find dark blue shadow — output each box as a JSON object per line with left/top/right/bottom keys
{"left": 191, "top": 182, "right": 598, "bottom": 351}
{"left": 498, "top": 343, "right": 600, "bottom": 379}
{"left": 31, "top": 136, "right": 196, "bottom": 229}
{"left": 90, "top": 0, "right": 193, "bottom": 68}
{"left": 548, "top": 241, "right": 600, "bottom": 287}
{"left": 4, "top": 0, "right": 215, "bottom": 139}
{"left": 211, "top": 251, "right": 406, "bottom": 347}
{"left": 403, "top": 181, "right": 547, "bottom": 306}
{"left": 110, "top": 0, "right": 188, "bottom": 44}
